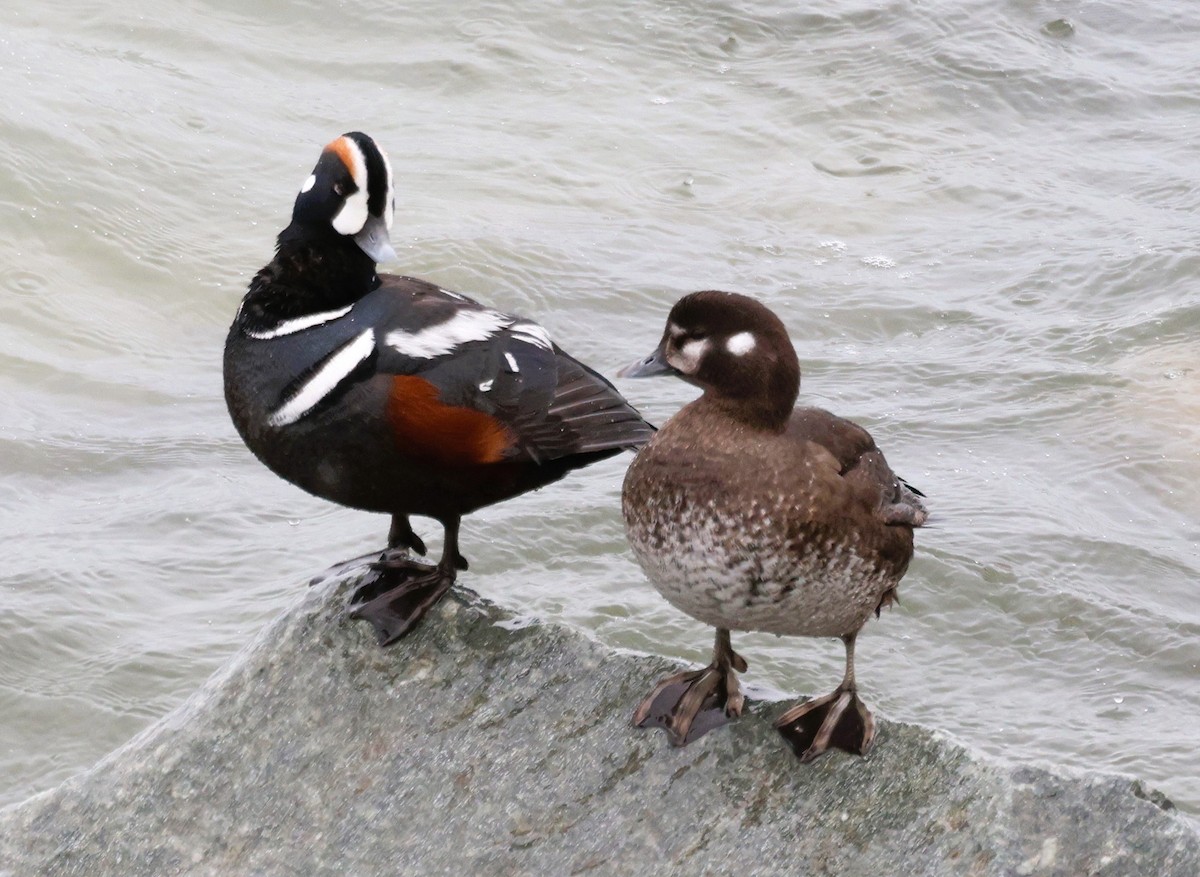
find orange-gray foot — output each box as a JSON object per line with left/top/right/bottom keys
{"left": 774, "top": 685, "right": 875, "bottom": 762}
{"left": 633, "top": 632, "right": 747, "bottom": 746}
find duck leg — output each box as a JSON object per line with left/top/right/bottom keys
{"left": 775, "top": 631, "right": 876, "bottom": 762}
{"left": 633, "top": 627, "right": 748, "bottom": 746}
{"left": 345, "top": 515, "right": 434, "bottom": 603}
{"left": 348, "top": 517, "right": 464, "bottom": 646}
{"left": 312, "top": 515, "right": 430, "bottom": 589}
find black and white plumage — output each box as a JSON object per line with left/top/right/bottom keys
{"left": 224, "top": 132, "right": 655, "bottom": 644}
{"left": 620, "top": 290, "right": 927, "bottom": 762}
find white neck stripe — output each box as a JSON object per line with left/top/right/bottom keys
{"left": 268, "top": 329, "right": 375, "bottom": 426}
{"left": 246, "top": 305, "right": 354, "bottom": 340}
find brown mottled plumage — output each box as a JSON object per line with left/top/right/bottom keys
{"left": 620, "top": 290, "right": 927, "bottom": 760}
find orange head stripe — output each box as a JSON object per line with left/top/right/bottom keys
{"left": 387, "top": 376, "right": 514, "bottom": 465}
{"left": 324, "top": 136, "right": 360, "bottom": 180}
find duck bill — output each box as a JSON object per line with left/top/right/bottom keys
{"left": 353, "top": 214, "right": 397, "bottom": 263}
{"left": 619, "top": 345, "right": 676, "bottom": 378}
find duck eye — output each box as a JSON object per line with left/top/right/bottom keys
{"left": 333, "top": 182, "right": 347, "bottom": 196}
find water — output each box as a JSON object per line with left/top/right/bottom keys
{"left": 2, "top": 0, "right": 1198, "bottom": 818}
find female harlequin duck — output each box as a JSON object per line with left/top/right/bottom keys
{"left": 224, "top": 132, "right": 655, "bottom": 645}
{"left": 620, "top": 291, "right": 927, "bottom": 762}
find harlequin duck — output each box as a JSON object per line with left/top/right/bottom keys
{"left": 224, "top": 132, "right": 655, "bottom": 645}
{"left": 620, "top": 290, "right": 927, "bottom": 761}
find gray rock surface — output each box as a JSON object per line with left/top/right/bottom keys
{"left": 1, "top": 576, "right": 1197, "bottom": 877}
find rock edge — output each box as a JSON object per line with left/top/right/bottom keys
{"left": 1, "top": 577, "right": 1196, "bottom": 877}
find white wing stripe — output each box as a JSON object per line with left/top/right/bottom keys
{"left": 247, "top": 305, "right": 354, "bottom": 339}
{"left": 509, "top": 321, "right": 553, "bottom": 350}
{"left": 385, "top": 309, "right": 511, "bottom": 359}
{"left": 269, "top": 329, "right": 375, "bottom": 427}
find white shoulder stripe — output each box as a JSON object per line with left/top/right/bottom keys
{"left": 246, "top": 304, "right": 354, "bottom": 340}
{"left": 268, "top": 329, "right": 375, "bottom": 427}
{"left": 509, "top": 321, "right": 553, "bottom": 351}
{"left": 385, "top": 309, "right": 511, "bottom": 359}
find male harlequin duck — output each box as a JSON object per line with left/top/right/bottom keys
{"left": 620, "top": 290, "right": 927, "bottom": 761}
{"left": 224, "top": 132, "right": 655, "bottom": 645}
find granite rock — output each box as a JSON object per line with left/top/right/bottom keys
{"left": 1, "top": 576, "right": 1196, "bottom": 876}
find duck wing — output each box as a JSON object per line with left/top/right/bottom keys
{"left": 787, "top": 406, "right": 927, "bottom": 527}
{"left": 366, "top": 275, "right": 654, "bottom": 464}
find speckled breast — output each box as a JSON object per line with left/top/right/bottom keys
{"left": 621, "top": 446, "right": 897, "bottom": 638}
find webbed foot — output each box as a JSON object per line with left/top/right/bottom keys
{"left": 774, "top": 685, "right": 875, "bottom": 762}
{"left": 633, "top": 629, "right": 747, "bottom": 746}
{"left": 347, "top": 561, "right": 456, "bottom": 646}
{"left": 308, "top": 550, "right": 383, "bottom": 587}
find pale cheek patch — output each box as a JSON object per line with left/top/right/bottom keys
{"left": 331, "top": 188, "right": 369, "bottom": 236}
{"left": 725, "top": 331, "right": 756, "bottom": 357}
{"left": 329, "top": 135, "right": 370, "bottom": 235}
{"left": 300, "top": 173, "right": 316, "bottom": 193}
{"left": 672, "top": 337, "right": 710, "bottom": 374}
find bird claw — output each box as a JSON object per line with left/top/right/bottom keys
{"left": 347, "top": 563, "right": 455, "bottom": 646}
{"left": 633, "top": 662, "right": 744, "bottom": 747}
{"left": 774, "top": 686, "right": 875, "bottom": 763}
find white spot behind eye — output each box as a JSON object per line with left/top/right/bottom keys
{"left": 504, "top": 352, "right": 519, "bottom": 373}
{"left": 300, "top": 174, "right": 316, "bottom": 193}
{"left": 726, "top": 331, "right": 756, "bottom": 356}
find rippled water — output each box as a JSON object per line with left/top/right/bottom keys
{"left": 2, "top": 0, "right": 1198, "bottom": 818}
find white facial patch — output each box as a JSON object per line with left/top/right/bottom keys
{"left": 385, "top": 309, "right": 510, "bottom": 359}
{"left": 667, "top": 322, "right": 685, "bottom": 340}
{"left": 246, "top": 304, "right": 354, "bottom": 340}
{"left": 504, "top": 352, "right": 519, "bottom": 373}
{"left": 331, "top": 136, "right": 370, "bottom": 236}
{"left": 674, "top": 337, "right": 710, "bottom": 374}
{"left": 300, "top": 173, "right": 316, "bottom": 193}
{"left": 725, "top": 331, "right": 756, "bottom": 357}
{"left": 509, "top": 321, "right": 553, "bottom": 351}
{"left": 269, "top": 329, "right": 375, "bottom": 427}
{"left": 377, "top": 143, "right": 395, "bottom": 231}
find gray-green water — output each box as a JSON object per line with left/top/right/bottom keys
{"left": 2, "top": 0, "right": 1197, "bottom": 818}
